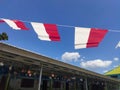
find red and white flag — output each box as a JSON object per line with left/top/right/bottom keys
{"left": 115, "top": 41, "right": 120, "bottom": 48}
{"left": 31, "top": 22, "right": 60, "bottom": 41}
{"left": 0, "top": 18, "right": 29, "bottom": 30}
{"left": 75, "top": 27, "right": 108, "bottom": 49}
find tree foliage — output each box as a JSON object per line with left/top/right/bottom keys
{"left": 0, "top": 32, "right": 8, "bottom": 40}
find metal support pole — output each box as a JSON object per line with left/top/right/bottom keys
{"left": 74, "top": 81, "right": 76, "bottom": 90}
{"left": 119, "top": 84, "right": 120, "bottom": 90}
{"left": 5, "top": 65, "right": 12, "bottom": 90}
{"left": 5, "top": 73, "right": 11, "bottom": 90}
{"left": 38, "top": 65, "right": 43, "bottom": 90}
{"left": 50, "top": 78, "right": 53, "bottom": 90}
{"left": 104, "top": 82, "right": 107, "bottom": 90}
{"left": 85, "top": 78, "right": 88, "bottom": 90}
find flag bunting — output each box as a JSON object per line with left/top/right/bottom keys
{"left": 0, "top": 18, "right": 117, "bottom": 49}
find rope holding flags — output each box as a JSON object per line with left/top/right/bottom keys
{"left": 0, "top": 18, "right": 118, "bottom": 49}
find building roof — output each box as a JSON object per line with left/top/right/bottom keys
{"left": 0, "top": 42, "right": 120, "bottom": 83}
{"left": 105, "top": 66, "right": 120, "bottom": 75}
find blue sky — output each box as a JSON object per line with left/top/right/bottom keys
{"left": 0, "top": 0, "right": 120, "bottom": 74}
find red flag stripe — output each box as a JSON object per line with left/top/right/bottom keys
{"left": 87, "top": 28, "right": 108, "bottom": 48}
{"left": 13, "top": 20, "right": 29, "bottom": 30}
{"left": 0, "top": 20, "right": 4, "bottom": 23}
{"left": 44, "top": 24, "right": 60, "bottom": 41}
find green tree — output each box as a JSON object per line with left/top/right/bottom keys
{"left": 0, "top": 32, "right": 8, "bottom": 40}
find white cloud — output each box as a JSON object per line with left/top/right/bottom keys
{"left": 114, "top": 57, "right": 119, "bottom": 61}
{"left": 103, "top": 70, "right": 108, "bottom": 73}
{"left": 61, "top": 52, "right": 80, "bottom": 62}
{"left": 80, "top": 59, "right": 112, "bottom": 69}
{"left": 113, "top": 65, "right": 118, "bottom": 68}
{"left": 80, "top": 59, "right": 84, "bottom": 62}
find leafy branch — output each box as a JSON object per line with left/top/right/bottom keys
{"left": 0, "top": 32, "right": 8, "bottom": 41}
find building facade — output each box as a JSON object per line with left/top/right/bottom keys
{"left": 0, "top": 42, "right": 120, "bottom": 90}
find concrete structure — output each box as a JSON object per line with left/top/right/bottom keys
{"left": 0, "top": 42, "right": 120, "bottom": 90}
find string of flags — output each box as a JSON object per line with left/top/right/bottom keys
{"left": 0, "top": 18, "right": 118, "bottom": 49}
